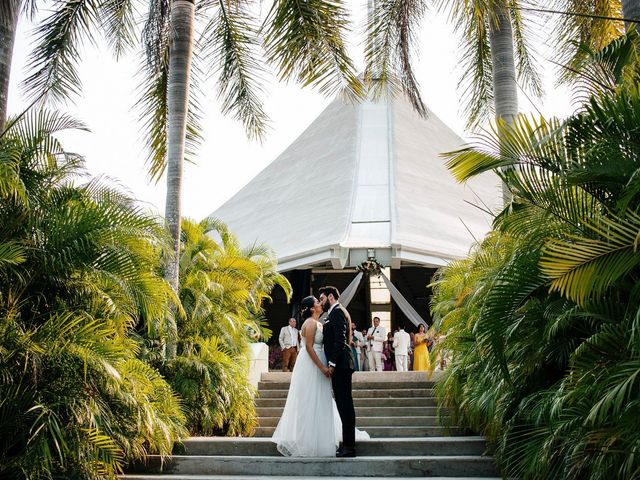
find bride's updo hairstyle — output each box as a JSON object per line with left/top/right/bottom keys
{"left": 300, "top": 295, "right": 315, "bottom": 320}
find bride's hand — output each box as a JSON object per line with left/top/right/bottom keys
{"left": 322, "top": 366, "right": 332, "bottom": 378}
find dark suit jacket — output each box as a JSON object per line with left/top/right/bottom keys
{"left": 323, "top": 303, "right": 355, "bottom": 371}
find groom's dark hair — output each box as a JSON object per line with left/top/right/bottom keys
{"left": 319, "top": 285, "right": 340, "bottom": 300}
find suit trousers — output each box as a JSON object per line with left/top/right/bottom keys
{"left": 368, "top": 350, "right": 383, "bottom": 372}
{"left": 395, "top": 354, "right": 408, "bottom": 372}
{"left": 282, "top": 347, "right": 297, "bottom": 372}
{"left": 332, "top": 367, "right": 356, "bottom": 448}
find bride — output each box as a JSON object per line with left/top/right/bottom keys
{"left": 271, "top": 295, "right": 368, "bottom": 457}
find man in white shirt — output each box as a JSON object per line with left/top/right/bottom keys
{"left": 366, "top": 317, "right": 386, "bottom": 372}
{"left": 393, "top": 325, "right": 411, "bottom": 372}
{"left": 279, "top": 317, "right": 300, "bottom": 372}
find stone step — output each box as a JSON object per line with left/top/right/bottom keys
{"left": 258, "top": 388, "right": 434, "bottom": 399}
{"left": 257, "top": 415, "right": 443, "bottom": 428}
{"left": 136, "top": 455, "right": 498, "bottom": 477}
{"left": 358, "top": 416, "right": 442, "bottom": 427}
{"left": 258, "top": 381, "right": 434, "bottom": 391}
{"left": 175, "top": 437, "right": 489, "bottom": 457}
{"left": 253, "top": 426, "right": 465, "bottom": 438}
{"left": 255, "top": 397, "right": 436, "bottom": 408}
{"left": 124, "top": 476, "right": 501, "bottom": 480}
{"left": 257, "top": 405, "right": 441, "bottom": 417}
{"left": 261, "top": 371, "right": 437, "bottom": 383}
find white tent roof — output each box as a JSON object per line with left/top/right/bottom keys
{"left": 210, "top": 92, "right": 502, "bottom": 272}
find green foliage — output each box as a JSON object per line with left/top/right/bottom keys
{"left": 0, "top": 110, "right": 187, "bottom": 479}
{"left": 551, "top": 0, "right": 625, "bottom": 85}
{"left": 432, "top": 31, "right": 640, "bottom": 479}
{"left": 0, "top": 109, "right": 288, "bottom": 476}
{"left": 155, "top": 218, "right": 290, "bottom": 436}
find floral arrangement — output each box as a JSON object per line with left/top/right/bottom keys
{"left": 356, "top": 258, "right": 384, "bottom": 276}
{"left": 268, "top": 345, "right": 283, "bottom": 370}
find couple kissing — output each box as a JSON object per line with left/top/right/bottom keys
{"left": 271, "top": 285, "right": 368, "bottom": 457}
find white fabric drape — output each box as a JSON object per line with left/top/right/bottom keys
{"left": 339, "top": 272, "right": 364, "bottom": 308}
{"left": 380, "top": 272, "right": 429, "bottom": 329}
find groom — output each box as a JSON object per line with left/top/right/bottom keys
{"left": 319, "top": 285, "right": 357, "bottom": 458}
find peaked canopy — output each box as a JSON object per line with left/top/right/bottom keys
{"left": 210, "top": 91, "right": 502, "bottom": 272}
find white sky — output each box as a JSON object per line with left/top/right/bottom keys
{"left": 8, "top": 4, "right": 574, "bottom": 221}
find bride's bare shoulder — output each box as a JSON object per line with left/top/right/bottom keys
{"left": 300, "top": 317, "right": 317, "bottom": 335}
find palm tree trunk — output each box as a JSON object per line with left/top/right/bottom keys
{"left": 621, "top": 0, "right": 640, "bottom": 32}
{"left": 0, "top": 0, "right": 20, "bottom": 134}
{"left": 488, "top": 1, "right": 517, "bottom": 204}
{"left": 164, "top": 0, "right": 195, "bottom": 358}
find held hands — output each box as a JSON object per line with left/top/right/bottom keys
{"left": 323, "top": 365, "right": 334, "bottom": 378}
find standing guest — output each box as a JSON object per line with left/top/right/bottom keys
{"left": 351, "top": 323, "right": 364, "bottom": 372}
{"left": 360, "top": 329, "right": 370, "bottom": 371}
{"left": 382, "top": 332, "right": 395, "bottom": 371}
{"left": 393, "top": 325, "right": 410, "bottom": 372}
{"left": 366, "top": 317, "right": 386, "bottom": 372}
{"left": 279, "top": 317, "right": 300, "bottom": 372}
{"left": 409, "top": 332, "right": 416, "bottom": 371}
{"left": 412, "top": 323, "right": 431, "bottom": 371}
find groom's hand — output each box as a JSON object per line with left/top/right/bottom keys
{"left": 326, "top": 365, "right": 335, "bottom": 378}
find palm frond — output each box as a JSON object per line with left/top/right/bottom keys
{"left": 565, "top": 30, "right": 640, "bottom": 104}
{"left": 98, "top": 0, "right": 138, "bottom": 58}
{"left": 551, "top": 0, "right": 624, "bottom": 85}
{"left": 364, "top": 0, "right": 427, "bottom": 115}
{"left": 201, "top": 0, "right": 269, "bottom": 140}
{"left": 459, "top": 4, "right": 494, "bottom": 129}
{"left": 22, "top": 0, "right": 100, "bottom": 103}
{"left": 541, "top": 210, "right": 640, "bottom": 305}
{"left": 262, "top": 0, "right": 363, "bottom": 101}
{"left": 0, "top": 241, "right": 26, "bottom": 269}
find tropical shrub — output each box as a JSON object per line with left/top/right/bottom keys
{"left": 431, "top": 32, "right": 640, "bottom": 479}
{"left": 0, "top": 110, "right": 187, "bottom": 479}
{"left": 153, "top": 218, "right": 290, "bottom": 436}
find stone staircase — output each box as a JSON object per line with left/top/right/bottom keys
{"left": 124, "top": 371, "right": 499, "bottom": 479}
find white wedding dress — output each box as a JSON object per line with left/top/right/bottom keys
{"left": 271, "top": 319, "right": 369, "bottom": 457}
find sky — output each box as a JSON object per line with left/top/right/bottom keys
{"left": 8, "top": 3, "right": 575, "bottom": 221}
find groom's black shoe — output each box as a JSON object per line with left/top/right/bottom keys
{"left": 336, "top": 446, "right": 356, "bottom": 458}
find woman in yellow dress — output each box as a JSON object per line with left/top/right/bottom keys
{"left": 412, "top": 324, "right": 431, "bottom": 371}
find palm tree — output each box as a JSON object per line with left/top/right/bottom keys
{"left": 0, "top": 0, "right": 21, "bottom": 133}
{"left": 22, "top": 0, "right": 371, "bottom": 353}
{"left": 139, "top": 0, "right": 365, "bottom": 304}
{"left": 433, "top": 31, "right": 640, "bottom": 479}
{"left": 0, "top": 108, "right": 186, "bottom": 478}
{"left": 158, "top": 217, "right": 290, "bottom": 435}
{"left": 163, "top": 0, "right": 196, "bottom": 357}
{"left": 430, "top": 0, "right": 541, "bottom": 131}
{"left": 419, "top": 0, "right": 542, "bottom": 203}
{"left": 487, "top": 1, "right": 518, "bottom": 126}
